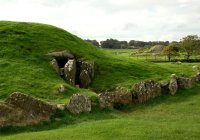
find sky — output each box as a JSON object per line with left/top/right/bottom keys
{"left": 0, "top": 0, "right": 200, "bottom": 41}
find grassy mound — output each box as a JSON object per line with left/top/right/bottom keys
{"left": 0, "top": 21, "right": 196, "bottom": 103}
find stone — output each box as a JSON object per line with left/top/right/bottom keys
{"left": 59, "top": 68, "right": 64, "bottom": 76}
{"left": 67, "top": 94, "right": 91, "bottom": 114}
{"left": 58, "top": 84, "right": 66, "bottom": 93}
{"left": 6, "top": 92, "right": 56, "bottom": 117}
{"left": 134, "top": 80, "right": 161, "bottom": 103}
{"left": 98, "top": 90, "right": 132, "bottom": 109}
{"left": 57, "top": 104, "right": 66, "bottom": 111}
{"left": 48, "top": 50, "right": 74, "bottom": 60}
{"left": 169, "top": 74, "right": 178, "bottom": 95}
{"left": 79, "top": 70, "right": 91, "bottom": 88}
{"left": 80, "top": 61, "right": 94, "bottom": 79}
{"left": 177, "top": 77, "right": 195, "bottom": 89}
{"left": 64, "top": 59, "right": 76, "bottom": 85}
{"left": 98, "top": 92, "right": 114, "bottom": 109}
{"left": 0, "top": 92, "right": 57, "bottom": 127}
{"left": 50, "top": 59, "right": 60, "bottom": 74}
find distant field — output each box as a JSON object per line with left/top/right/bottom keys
{"left": 2, "top": 84, "right": 200, "bottom": 140}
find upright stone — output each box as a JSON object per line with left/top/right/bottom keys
{"left": 79, "top": 70, "right": 91, "bottom": 88}
{"left": 80, "top": 61, "right": 94, "bottom": 79}
{"left": 169, "top": 74, "right": 178, "bottom": 95}
{"left": 64, "top": 59, "right": 76, "bottom": 85}
{"left": 50, "top": 59, "right": 60, "bottom": 75}
{"left": 177, "top": 77, "right": 194, "bottom": 89}
{"left": 67, "top": 94, "right": 91, "bottom": 114}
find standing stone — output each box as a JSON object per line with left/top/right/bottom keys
{"left": 169, "top": 74, "right": 178, "bottom": 95}
{"left": 50, "top": 59, "right": 60, "bottom": 75}
{"left": 80, "top": 61, "right": 95, "bottom": 79}
{"left": 64, "top": 59, "right": 76, "bottom": 85}
{"left": 79, "top": 70, "right": 91, "bottom": 88}
{"left": 67, "top": 94, "right": 91, "bottom": 114}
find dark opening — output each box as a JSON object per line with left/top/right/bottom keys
{"left": 56, "top": 58, "right": 68, "bottom": 68}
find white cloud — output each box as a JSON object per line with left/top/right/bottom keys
{"left": 0, "top": 0, "right": 200, "bottom": 41}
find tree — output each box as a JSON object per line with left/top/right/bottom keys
{"left": 85, "top": 39, "right": 100, "bottom": 47}
{"left": 180, "top": 35, "right": 200, "bottom": 60}
{"left": 163, "top": 43, "right": 180, "bottom": 61}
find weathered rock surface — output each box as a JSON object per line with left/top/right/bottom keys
{"left": 80, "top": 61, "right": 94, "bottom": 79}
{"left": 79, "top": 70, "right": 91, "bottom": 88}
{"left": 0, "top": 92, "right": 57, "bottom": 127}
{"left": 98, "top": 90, "right": 132, "bottom": 109}
{"left": 64, "top": 59, "right": 76, "bottom": 85}
{"left": 67, "top": 94, "right": 91, "bottom": 114}
{"left": 6, "top": 92, "right": 57, "bottom": 117}
{"left": 48, "top": 50, "right": 74, "bottom": 60}
{"left": 134, "top": 80, "right": 161, "bottom": 103}
{"left": 177, "top": 77, "right": 195, "bottom": 89}
{"left": 169, "top": 74, "right": 178, "bottom": 95}
{"left": 50, "top": 59, "right": 60, "bottom": 74}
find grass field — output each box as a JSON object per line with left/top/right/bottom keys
{"left": 1, "top": 21, "right": 200, "bottom": 139}
{"left": 1, "top": 84, "right": 200, "bottom": 140}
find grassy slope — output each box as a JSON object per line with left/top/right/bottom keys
{"left": 2, "top": 84, "right": 200, "bottom": 140}
{"left": 0, "top": 21, "right": 198, "bottom": 103}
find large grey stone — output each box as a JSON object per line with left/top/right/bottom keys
{"left": 48, "top": 50, "right": 74, "bottom": 60}
{"left": 79, "top": 70, "right": 91, "bottom": 88}
{"left": 169, "top": 74, "right": 178, "bottom": 95}
{"left": 64, "top": 59, "right": 76, "bottom": 85}
{"left": 98, "top": 90, "right": 132, "bottom": 109}
{"left": 134, "top": 80, "right": 161, "bottom": 103}
{"left": 67, "top": 94, "right": 91, "bottom": 114}
{"left": 6, "top": 92, "right": 56, "bottom": 117}
{"left": 80, "top": 61, "right": 94, "bottom": 79}
{"left": 177, "top": 77, "right": 195, "bottom": 89}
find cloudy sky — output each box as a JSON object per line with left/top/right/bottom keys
{"left": 0, "top": 0, "right": 200, "bottom": 41}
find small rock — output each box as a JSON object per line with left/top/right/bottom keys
{"left": 58, "top": 84, "right": 66, "bottom": 93}
{"left": 57, "top": 104, "right": 66, "bottom": 111}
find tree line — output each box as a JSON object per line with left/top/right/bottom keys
{"left": 85, "top": 39, "right": 170, "bottom": 49}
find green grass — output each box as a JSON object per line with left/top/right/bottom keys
{"left": 0, "top": 21, "right": 199, "bottom": 102}
{"left": 1, "top": 84, "right": 200, "bottom": 140}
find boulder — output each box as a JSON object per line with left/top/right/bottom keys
{"left": 6, "top": 92, "right": 56, "bottom": 117}
{"left": 169, "top": 74, "right": 178, "bottom": 95}
{"left": 0, "top": 92, "right": 57, "bottom": 127}
{"left": 64, "top": 59, "right": 76, "bottom": 85}
{"left": 79, "top": 70, "right": 91, "bottom": 88}
{"left": 134, "top": 80, "right": 161, "bottom": 103}
{"left": 50, "top": 59, "right": 60, "bottom": 75}
{"left": 48, "top": 50, "right": 74, "bottom": 60}
{"left": 0, "top": 102, "right": 28, "bottom": 127}
{"left": 98, "top": 92, "right": 114, "bottom": 109}
{"left": 98, "top": 90, "right": 132, "bottom": 109}
{"left": 67, "top": 94, "right": 91, "bottom": 114}
{"left": 177, "top": 77, "right": 195, "bottom": 89}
